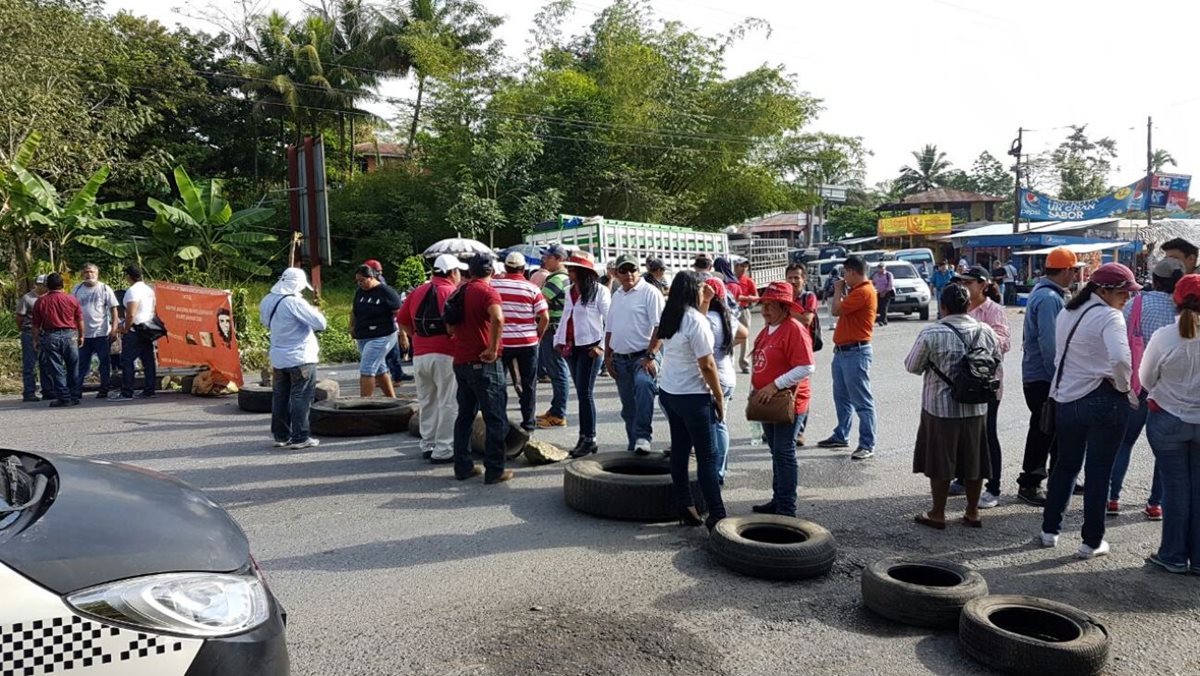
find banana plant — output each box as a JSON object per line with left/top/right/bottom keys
{"left": 143, "top": 166, "right": 277, "bottom": 277}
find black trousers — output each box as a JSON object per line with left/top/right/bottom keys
{"left": 1018, "top": 380, "right": 1057, "bottom": 489}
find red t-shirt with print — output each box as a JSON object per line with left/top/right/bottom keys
{"left": 751, "top": 318, "right": 814, "bottom": 414}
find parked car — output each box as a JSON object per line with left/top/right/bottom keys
{"left": 879, "top": 261, "right": 932, "bottom": 321}
{"left": 887, "top": 248, "right": 936, "bottom": 280}
{"left": 806, "top": 258, "right": 845, "bottom": 299}
{"left": 854, "top": 249, "right": 889, "bottom": 264}
{"left": 0, "top": 449, "right": 289, "bottom": 676}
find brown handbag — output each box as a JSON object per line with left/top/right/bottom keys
{"left": 746, "top": 388, "right": 796, "bottom": 424}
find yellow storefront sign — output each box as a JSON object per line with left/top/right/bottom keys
{"left": 877, "top": 213, "right": 952, "bottom": 236}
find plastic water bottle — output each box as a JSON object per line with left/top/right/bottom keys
{"left": 749, "top": 421, "right": 763, "bottom": 446}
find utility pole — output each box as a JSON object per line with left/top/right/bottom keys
{"left": 1146, "top": 116, "right": 1154, "bottom": 234}
{"left": 1009, "top": 128, "right": 1023, "bottom": 235}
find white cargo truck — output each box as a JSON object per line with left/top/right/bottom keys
{"left": 729, "top": 236, "right": 789, "bottom": 293}
{"left": 525, "top": 215, "right": 729, "bottom": 275}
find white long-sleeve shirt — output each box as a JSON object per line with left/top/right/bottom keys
{"left": 554, "top": 284, "right": 612, "bottom": 348}
{"left": 1139, "top": 317, "right": 1200, "bottom": 423}
{"left": 260, "top": 293, "right": 328, "bottom": 368}
{"left": 1050, "top": 297, "right": 1132, "bottom": 404}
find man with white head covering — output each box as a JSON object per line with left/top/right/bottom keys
{"left": 260, "top": 267, "right": 327, "bottom": 450}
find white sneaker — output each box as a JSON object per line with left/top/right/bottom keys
{"left": 634, "top": 438, "right": 652, "bottom": 455}
{"left": 272, "top": 441, "right": 288, "bottom": 448}
{"left": 977, "top": 492, "right": 1000, "bottom": 509}
{"left": 850, "top": 447, "right": 874, "bottom": 460}
{"left": 1077, "top": 541, "right": 1110, "bottom": 559}
{"left": 1039, "top": 532, "right": 1059, "bottom": 548}
{"left": 289, "top": 438, "right": 320, "bottom": 450}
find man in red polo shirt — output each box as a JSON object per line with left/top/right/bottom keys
{"left": 398, "top": 254, "right": 467, "bottom": 464}
{"left": 30, "top": 272, "right": 84, "bottom": 407}
{"left": 447, "top": 253, "right": 513, "bottom": 485}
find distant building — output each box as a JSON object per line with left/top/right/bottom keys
{"left": 734, "top": 212, "right": 824, "bottom": 249}
{"left": 876, "top": 187, "right": 1005, "bottom": 223}
{"left": 353, "top": 142, "right": 409, "bottom": 172}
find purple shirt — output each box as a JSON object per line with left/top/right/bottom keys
{"left": 871, "top": 270, "right": 894, "bottom": 294}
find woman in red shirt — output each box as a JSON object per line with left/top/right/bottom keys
{"left": 749, "top": 281, "right": 815, "bottom": 517}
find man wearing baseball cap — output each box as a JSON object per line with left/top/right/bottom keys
{"left": 493, "top": 251, "right": 549, "bottom": 432}
{"left": 1018, "top": 246, "right": 1078, "bottom": 505}
{"left": 645, "top": 258, "right": 668, "bottom": 294}
{"left": 15, "top": 274, "right": 53, "bottom": 402}
{"left": 397, "top": 254, "right": 467, "bottom": 463}
{"left": 604, "top": 253, "right": 666, "bottom": 455}
{"left": 536, "top": 244, "right": 572, "bottom": 426}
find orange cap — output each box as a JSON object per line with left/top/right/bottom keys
{"left": 1045, "top": 247, "right": 1078, "bottom": 269}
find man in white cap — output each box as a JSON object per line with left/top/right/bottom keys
{"left": 259, "top": 267, "right": 327, "bottom": 449}
{"left": 492, "top": 251, "right": 549, "bottom": 432}
{"left": 398, "top": 253, "right": 467, "bottom": 462}
{"left": 15, "top": 274, "right": 52, "bottom": 402}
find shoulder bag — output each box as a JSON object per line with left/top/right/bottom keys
{"left": 745, "top": 331, "right": 796, "bottom": 424}
{"left": 1040, "top": 304, "right": 1102, "bottom": 435}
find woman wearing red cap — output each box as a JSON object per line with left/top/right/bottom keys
{"left": 1041, "top": 262, "right": 1139, "bottom": 559}
{"left": 748, "top": 281, "right": 815, "bottom": 517}
{"left": 1140, "top": 273, "right": 1200, "bottom": 574}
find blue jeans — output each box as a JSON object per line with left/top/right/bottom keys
{"left": 272, "top": 364, "right": 317, "bottom": 444}
{"left": 567, "top": 345, "right": 602, "bottom": 440}
{"left": 121, "top": 331, "right": 157, "bottom": 397}
{"left": 453, "top": 361, "right": 509, "bottom": 481}
{"left": 1109, "top": 391, "right": 1164, "bottom": 506}
{"left": 1146, "top": 409, "right": 1200, "bottom": 571}
{"left": 39, "top": 330, "right": 80, "bottom": 403}
{"left": 386, "top": 342, "right": 406, "bottom": 380}
{"left": 357, "top": 333, "right": 397, "bottom": 376}
{"left": 1041, "top": 386, "right": 1130, "bottom": 548}
{"left": 502, "top": 346, "right": 539, "bottom": 430}
{"left": 713, "top": 383, "right": 735, "bottom": 482}
{"left": 763, "top": 413, "right": 808, "bottom": 516}
{"left": 20, "top": 331, "right": 52, "bottom": 399}
{"left": 660, "top": 391, "right": 726, "bottom": 520}
{"left": 75, "top": 335, "right": 113, "bottom": 399}
{"left": 612, "top": 352, "right": 658, "bottom": 449}
{"left": 830, "top": 344, "right": 877, "bottom": 450}
{"left": 539, "top": 330, "right": 568, "bottom": 418}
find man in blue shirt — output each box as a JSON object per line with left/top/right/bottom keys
{"left": 1017, "top": 247, "right": 1077, "bottom": 506}
{"left": 929, "top": 262, "right": 954, "bottom": 318}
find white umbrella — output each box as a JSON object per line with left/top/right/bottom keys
{"left": 423, "top": 237, "right": 491, "bottom": 258}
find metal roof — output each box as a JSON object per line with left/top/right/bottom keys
{"left": 1012, "top": 242, "right": 1129, "bottom": 255}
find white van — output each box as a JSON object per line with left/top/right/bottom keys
{"left": 889, "top": 248, "right": 936, "bottom": 279}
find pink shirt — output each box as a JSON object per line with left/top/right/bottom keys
{"left": 967, "top": 298, "right": 1011, "bottom": 399}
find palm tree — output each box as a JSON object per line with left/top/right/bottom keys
{"left": 368, "top": 0, "right": 501, "bottom": 152}
{"left": 896, "top": 144, "right": 952, "bottom": 195}
{"left": 1152, "top": 148, "right": 1177, "bottom": 173}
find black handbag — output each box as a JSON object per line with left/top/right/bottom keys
{"left": 1040, "top": 304, "right": 1101, "bottom": 435}
{"left": 134, "top": 314, "right": 168, "bottom": 341}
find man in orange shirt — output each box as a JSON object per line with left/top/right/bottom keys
{"left": 818, "top": 255, "right": 878, "bottom": 459}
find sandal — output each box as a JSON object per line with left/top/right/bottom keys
{"left": 961, "top": 516, "right": 983, "bottom": 528}
{"left": 914, "top": 513, "right": 946, "bottom": 530}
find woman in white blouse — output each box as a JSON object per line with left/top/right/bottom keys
{"left": 1040, "top": 263, "right": 1140, "bottom": 559}
{"left": 1139, "top": 273, "right": 1200, "bottom": 574}
{"left": 657, "top": 271, "right": 727, "bottom": 530}
{"left": 554, "top": 252, "right": 612, "bottom": 458}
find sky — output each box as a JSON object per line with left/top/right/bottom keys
{"left": 105, "top": 0, "right": 1199, "bottom": 189}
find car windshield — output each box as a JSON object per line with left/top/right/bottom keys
{"left": 888, "top": 265, "right": 918, "bottom": 279}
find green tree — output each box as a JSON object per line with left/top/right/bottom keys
{"left": 896, "top": 144, "right": 952, "bottom": 195}
{"left": 823, "top": 205, "right": 878, "bottom": 241}
{"left": 1050, "top": 125, "right": 1117, "bottom": 201}
{"left": 1152, "top": 148, "right": 1177, "bottom": 173}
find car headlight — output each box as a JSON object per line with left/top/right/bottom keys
{"left": 66, "top": 572, "right": 270, "bottom": 637}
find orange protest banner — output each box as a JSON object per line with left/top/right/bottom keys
{"left": 154, "top": 282, "right": 244, "bottom": 387}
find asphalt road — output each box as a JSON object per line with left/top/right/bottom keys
{"left": 3, "top": 304, "right": 1198, "bottom": 675}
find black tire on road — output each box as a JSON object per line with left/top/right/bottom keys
{"left": 959, "top": 595, "right": 1109, "bottom": 676}
{"left": 563, "top": 452, "right": 706, "bottom": 522}
{"left": 237, "top": 384, "right": 273, "bottom": 413}
{"left": 861, "top": 558, "right": 987, "bottom": 628}
{"left": 919, "top": 305, "right": 930, "bottom": 321}
{"left": 709, "top": 515, "right": 836, "bottom": 581}
{"left": 408, "top": 412, "right": 421, "bottom": 438}
{"left": 309, "top": 397, "right": 417, "bottom": 437}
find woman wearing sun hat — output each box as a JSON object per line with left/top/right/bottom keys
{"left": 554, "top": 251, "right": 612, "bottom": 457}
{"left": 748, "top": 281, "right": 815, "bottom": 517}
{"left": 1140, "top": 273, "right": 1200, "bottom": 574}
{"left": 1040, "top": 262, "right": 1140, "bottom": 559}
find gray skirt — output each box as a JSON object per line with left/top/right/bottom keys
{"left": 912, "top": 411, "right": 990, "bottom": 481}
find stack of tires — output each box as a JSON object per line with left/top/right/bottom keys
{"left": 860, "top": 558, "right": 1109, "bottom": 675}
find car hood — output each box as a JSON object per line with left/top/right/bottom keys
{"left": 0, "top": 451, "right": 249, "bottom": 594}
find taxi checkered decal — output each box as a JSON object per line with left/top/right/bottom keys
{"left": 0, "top": 615, "right": 183, "bottom": 676}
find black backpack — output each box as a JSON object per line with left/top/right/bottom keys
{"left": 801, "top": 291, "right": 823, "bottom": 352}
{"left": 441, "top": 285, "right": 467, "bottom": 326}
{"left": 930, "top": 323, "right": 1000, "bottom": 404}
{"left": 413, "top": 284, "right": 448, "bottom": 337}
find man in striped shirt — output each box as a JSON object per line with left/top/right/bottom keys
{"left": 494, "top": 252, "right": 549, "bottom": 431}
{"left": 537, "top": 245, "right": 571, "bottom": 428}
